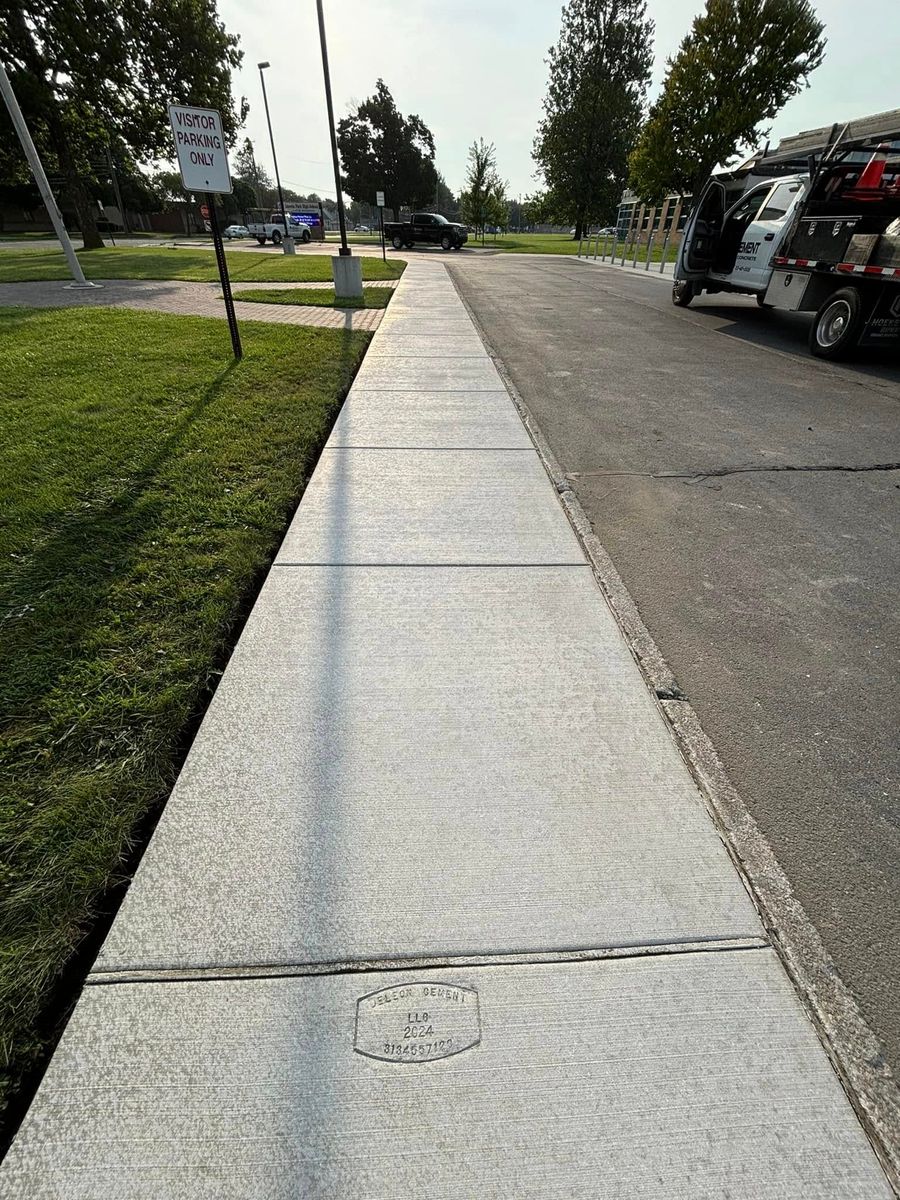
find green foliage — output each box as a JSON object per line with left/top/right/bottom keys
{"left": 0, "top": 305, "right": 369, "bottom": 1129}
{"left": 0, "top": 1, "right": 246, "bottom": 248}
{"left": 231, "top": 137, "right": 274, "bottom": 208}
{"left": 459, "top": 139, "right": 507, "bottom": 233}
{"left": 629, "top": 0, "right": 826, "bottom": 202}
{"left": 336, "top": 80, "right": 437, "bottom": 219}
{"left": 534, "top": 0, "right": 654, "bottom": 237}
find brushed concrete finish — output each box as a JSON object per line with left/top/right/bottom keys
{"left": 352, "top": 356, "right": 504, "bottom": 391}
{"left": 4, "top": 953, "right": 892, "bottom": 1198}
{"left": 273, "top": 449, "right": 585, "bottom": 564}
{"left": 95, "top": 567, "right": 759, "bottom": 974}
{"left": 327, "top": 390, "right": 533, "bottom": 449}
{"left": 365, "top": 334, "right": 486, "bottom": 357}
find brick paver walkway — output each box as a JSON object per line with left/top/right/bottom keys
{"left": 0, "top": 278, "right": 385, "bottom": 330}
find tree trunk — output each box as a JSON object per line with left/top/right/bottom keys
{"left": 49, "top": 128, "right": 105, "bottom": 250}
{"left": 66, "top": 173, "right": 104, "bottom": 250}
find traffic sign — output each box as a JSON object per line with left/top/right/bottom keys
{"left": 168, "top": 104, "right": 232, "bottom": 194}
{"left": 376, "top": 190, "right": 385, "bottom": 208}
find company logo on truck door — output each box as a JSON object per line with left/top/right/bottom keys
{"left": 738, "top": 241, "right": 762, "bottom": 257}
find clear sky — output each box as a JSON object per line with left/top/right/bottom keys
{"left": 217, "top": 0, "right": 899, "bottom": 202}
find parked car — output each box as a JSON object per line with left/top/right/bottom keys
{"left": 224, "top": 224, "right": 249, "bottom": 240}
{"left": 354, "top": 224, "right": 371, "bottom": 233}
{"left": 382, "top": 212, "right": 468, "bottom": 251}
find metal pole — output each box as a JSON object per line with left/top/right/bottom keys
{"left": 380, "top": 205, "right": 385, "bottom": 262}
{"left": 0, "top": 61, "right": 97, "bottom": 288}
{"left": 207, "top": 193, "right": 242, "bottom": 360}
{"left": 105, "top": 143, "right": 129, "bottom": 236}
{"left": 316, "top": 0, "right": 351, "bottom": 257}
{"left": 660, "top": 197, "right": 682, "bottom": 274}
{"left": 631, "top": 204, "right": 645, "bottom": 269}
{"left": 257, "top": 63, "right": 295, "bottom": 255}
{"left": 644, "top": 206, "right": 657, "bottom": 271}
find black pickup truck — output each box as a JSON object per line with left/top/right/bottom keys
{"left": 384, "top": 212, "right": 468, "bottom": 251}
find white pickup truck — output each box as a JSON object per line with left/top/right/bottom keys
{"left": 246, "top": 212, "right": 312, "bottom": 246}
{"left": 673, "top": 111, "right": 900, "bottom": 359}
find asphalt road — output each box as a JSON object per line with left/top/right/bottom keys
{"left": 449, "top": 253, "right": 900, "bottom": 1080}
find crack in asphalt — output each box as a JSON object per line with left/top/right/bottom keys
{"left": 567, "top": 462, "right": 900, "bottom": 483}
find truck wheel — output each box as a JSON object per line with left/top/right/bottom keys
{"left": 672, "top": 280, "right": 696, "bottom": 307}
{"left": 392, "top": 235, "right": 403, "bottom": 250}
{"left": 809, "top": 287, "right": 863, "bottom": 360}
{"left": 301, "top": 228, "right": 311, "bottom": 244}
{"left": 256, "top": 236, "right": 267, "bottom": 245}
{"left": 441, "top": 234, "right": 452, "bottom": 250}
{"left": 404, "top": 241, "right": 414, "bottom": 249}
{"left": 271, "top": 229, "right": 282, "bottom": 244}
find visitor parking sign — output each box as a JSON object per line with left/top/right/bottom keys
{"left": 168, "top": 104, "right": 232, "bottom": 194}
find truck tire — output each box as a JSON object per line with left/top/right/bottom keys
{"left": 271, "top": 229, "right": 282, "bottom": 245}
{"left": 392, "top": 235, "right": 404, "bottom": 250}
{"left": 809, "top": 287, "right": 863, "bottom": 360}
{"left": 441, "top": 234, "right": 452, "bottom": 251}
{"left": 256, "top": 236, "right": 267, "bottom": 245}
{"left": 404, "top": 241, "right": 413, "bottom": 249}
{"left": 300, "top": 228, "right": 311, "bottom": 244}
{"left": 672, "top": 280, "right": 696, "bottom": 307}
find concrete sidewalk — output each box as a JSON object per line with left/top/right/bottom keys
{"left": 1, "top": 261, "right": 893, "bottom": 1197}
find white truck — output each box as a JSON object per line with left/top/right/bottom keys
{"left": 246, "top": 211, "right": 313, "bottom": 246}
{"left": 673, "top": 110, "right": 900, "bottom": 359}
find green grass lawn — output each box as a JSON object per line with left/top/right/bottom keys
{"left": 0, "top": 246, "right": 405, "bottom": 284}
{"left": 0, "top": 306, "right": 369, "bottom": 1132}
{"left": 236, "top": 285, "right": 394, "bottom": 309}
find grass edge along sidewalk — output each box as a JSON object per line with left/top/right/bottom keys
{"left": 0, "top": 246, "right": 405, "bottom": 284}
{"left": 0, "top": 305, "right": 370, "bottom": 1142}
{"left": 236, "top": 285, "right": 394, "bottom": 310}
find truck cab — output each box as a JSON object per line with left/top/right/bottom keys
{"left": 676, "top": 175, "right": 808, "bottom": 299}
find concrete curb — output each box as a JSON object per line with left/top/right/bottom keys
{"left": 448, "top": 265, "right": 900, "bottom": 1193}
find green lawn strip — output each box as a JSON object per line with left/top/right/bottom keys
{"left": 236, "top": 285, "right": 393, "bottom": 309}
{"left": 0, "top": 306, "right": 369, "bottom": 1125}
{"left": 0, "top": 246, "right": 405, "bottom": 283}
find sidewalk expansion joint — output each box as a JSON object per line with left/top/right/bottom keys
{"left": 85, "top": 937, "right": 770, "bottom": 988}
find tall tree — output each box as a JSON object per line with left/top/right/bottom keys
{"left": 231, "top": 137, "right": 273, "bottom": 208}
{"left": 0, "top": 1, "right": 245, "bottom": 248}
{"left": 534, "top": 0, "right": 653, "bottom": 239}
{"left": 629, "top": 0, "right": 826, "bottom": 202}
{"left": 459, "top": 139, "right": 506, "bottom": 235}
{"left": 337, "top": 80, "right": 437, "bottom": 218}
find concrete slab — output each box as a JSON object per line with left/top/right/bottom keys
{"left": 327, "top": 390, "right": 533, "bottom": 449}
{"left": 94, "top": 566, "right": 759, "bottom": 974}
{"left": 272, "top": 449, "right": 586, "bottom": 564}
{"left": 365, "top": 335, "right": 485, "bottom": 358}
{"left": 350, "top": 356, "right": 505, "bottom": 391}
{"left": 4, "top": 952, "right": 891, "bottom": 1199}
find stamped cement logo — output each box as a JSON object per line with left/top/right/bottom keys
{"left": 354, "top": 982, "right": 480, "bottom": 1063}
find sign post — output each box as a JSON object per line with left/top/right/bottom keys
{"left": 376, "top": 190, "right": 386, "bottom": 262}
{"left": 168, "top": 103, "right": 242, "bottom": 359}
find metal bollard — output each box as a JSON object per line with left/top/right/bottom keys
{"left": 644, "top": 225, "right": 656, "bottom": 270}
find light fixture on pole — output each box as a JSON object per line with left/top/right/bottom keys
{"left": 257, "top": 61, "right": 295, "bottom": 255}
{"left": 315, "top": 0, "right": 351, "bottom": 257}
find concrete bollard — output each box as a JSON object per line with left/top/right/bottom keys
{"left": 332, "top": 255, "right": 363, "bottom": 299}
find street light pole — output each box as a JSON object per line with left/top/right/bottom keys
{"left": 315, "top": 0, "right": 351, "bottom": 257}
{"left": 0, "top": 61, "right": 97, "bottom": 288}
{"left": 257, "top": 62, "right": 295, "bottom": 255}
